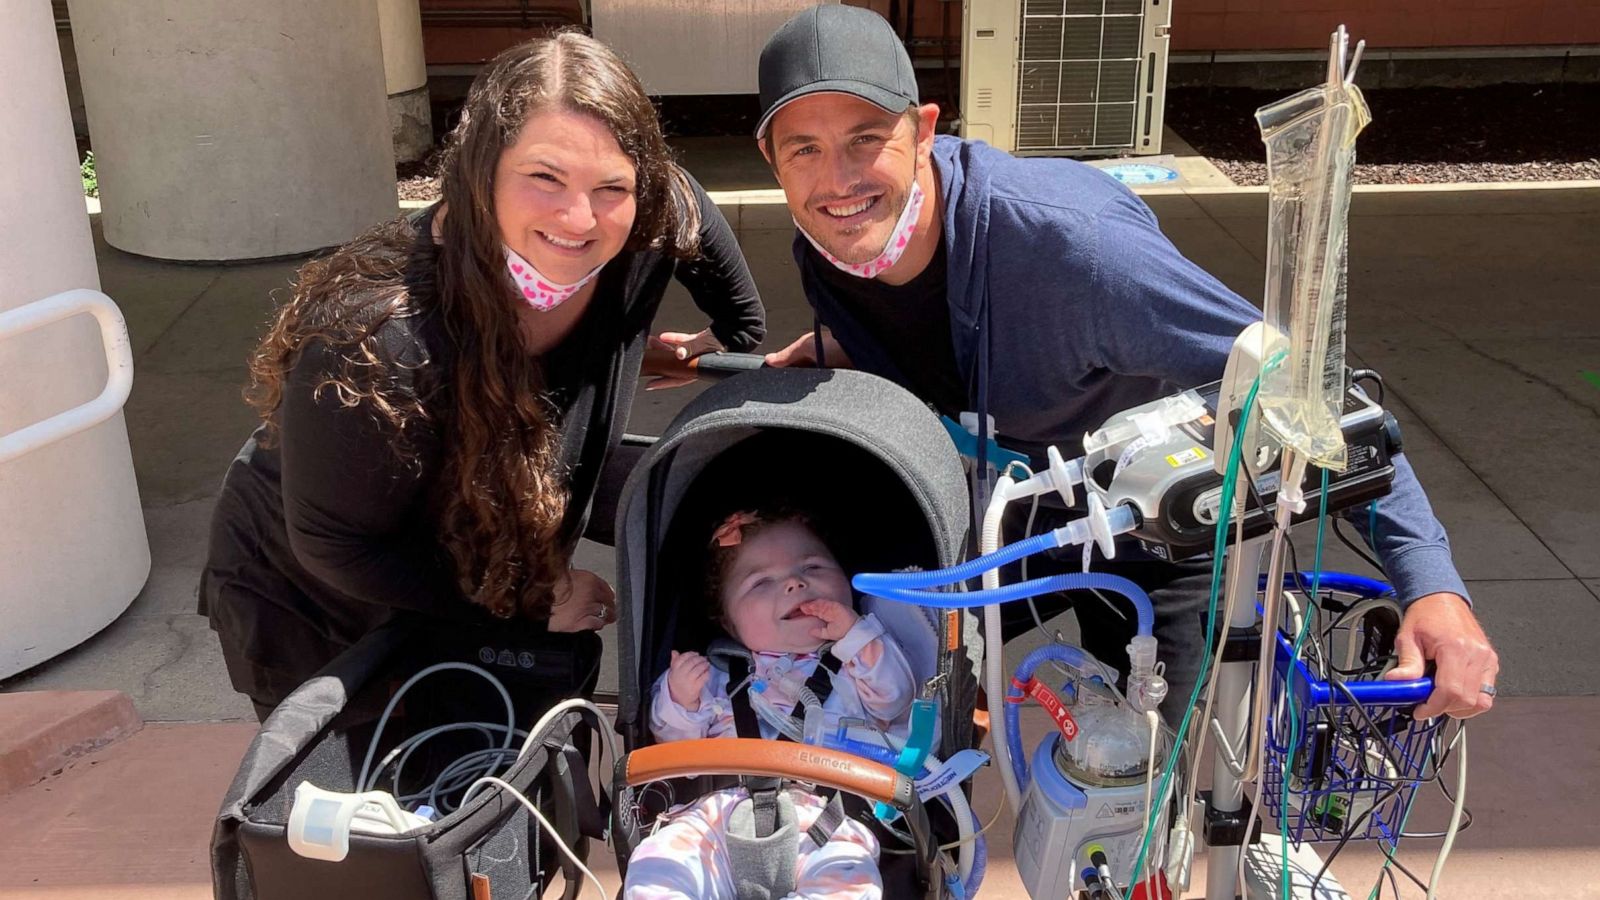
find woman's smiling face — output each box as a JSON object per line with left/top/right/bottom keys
{"left": 492, "top": 107, "right": 638, "bottom": 286}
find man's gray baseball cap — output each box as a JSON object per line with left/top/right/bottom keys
{"left": 756, "top": 4, "right": 919, "bottom": 139}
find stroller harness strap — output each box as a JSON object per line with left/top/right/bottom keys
{"left": 719, "top": 647, "right": 855, "bottom": 884}
{"left": 725, "top": 782, "right": 800, "bottom": 900}
{"left": 805, "top": 792, "right": 848, "bottom": 850}
{"left": 725, "top": 778, "right": 851, "bottom": 898}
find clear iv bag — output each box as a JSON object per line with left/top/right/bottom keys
{"left": 1254, "top": 27, "right": 1370, "bottom": 471}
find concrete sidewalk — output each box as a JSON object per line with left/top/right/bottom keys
{"left": 1, "top": 699, "right": 1594, "bottom": 898}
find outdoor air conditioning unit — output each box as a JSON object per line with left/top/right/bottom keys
{"left": 961, "top": 0, "right": 1171, "bottom": 155}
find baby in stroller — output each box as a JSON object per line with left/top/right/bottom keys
{"left": 612, "top": 369, "right": 982, "bottom": 900}
{"left": 625, "top": 506, "right": 918, "bottom": 899}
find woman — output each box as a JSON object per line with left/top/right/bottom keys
{"left": 200, "top": 31, "right": 765, "bottom": 719}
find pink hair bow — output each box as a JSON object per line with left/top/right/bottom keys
{"left": 711, "top": 511, "right": 760, "bottom": 548}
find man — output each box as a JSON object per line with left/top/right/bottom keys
{"left": 755, "top": 4, "right": 1496, "bottom": 722}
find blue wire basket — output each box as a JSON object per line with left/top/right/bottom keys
{"left": 1262, "top": 627, "right": 1440, "bottom": 844}
{"left": 1258, "top": 574, "right": 1442, "bottom": 844}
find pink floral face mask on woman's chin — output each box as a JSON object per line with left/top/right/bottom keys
{"left": 504, "top": 244, "right": 604, "bottom": 312}
{"left": 795, "top": 174, "right": 925, "bottom": 280}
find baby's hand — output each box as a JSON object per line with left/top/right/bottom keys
{"left": 667, "top": 650, "right": 710, "bottom": 711}
{"left": 800, "top": 598, "right": 858, "bottom": 643}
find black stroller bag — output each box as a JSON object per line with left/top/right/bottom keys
{"left": 212, "top": 615, "right": 604, "bottom": 900}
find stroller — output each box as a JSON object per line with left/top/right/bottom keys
{"left": 209, "top": 366, "right": 986, "bottom": 900}
{"left": 608, "top": 367, "right": 985, "bottom": 899}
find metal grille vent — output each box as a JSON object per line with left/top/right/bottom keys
{"left": 1016, "top": 0, "right": 1146, "bottom": 151}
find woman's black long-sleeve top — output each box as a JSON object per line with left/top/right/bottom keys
{"left": 199, "top": 176, "right": 764, "bottom": 705}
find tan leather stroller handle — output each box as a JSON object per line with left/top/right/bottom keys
{"left": 622, "top": 738, "right": 917, "bottom": 810}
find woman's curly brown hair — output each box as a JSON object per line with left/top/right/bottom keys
{"left": 246, "top": 31, "right": 700, "bottom": 619}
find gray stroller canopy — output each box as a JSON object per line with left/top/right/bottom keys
{"left": 612, "top": 368, "right": 970, "bottom": 740}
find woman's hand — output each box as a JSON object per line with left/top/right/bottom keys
{"left": 547, "top": 568, "right": 617, "bottom": 632}
{"left": 656, "top": 327, "right": 724, "bottom": 361}
{"left": 643, "top": 327, "right": 724, "bottom": 390}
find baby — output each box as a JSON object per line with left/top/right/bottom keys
{"left": 623, "top": 508, "right": 917, "bottom": 900}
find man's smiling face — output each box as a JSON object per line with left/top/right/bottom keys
{"left": 764, "top": 93, "right": 922, "bottom": 266}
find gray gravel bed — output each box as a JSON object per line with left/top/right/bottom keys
{"left": 1167, "top": 84, "right": 1600, "bottom": 186}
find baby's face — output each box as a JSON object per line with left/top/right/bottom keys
{"left": 720, "top": 521, "right": 851, "bottom": 654}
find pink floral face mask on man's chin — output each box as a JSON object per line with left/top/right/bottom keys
{"left": 795, "top": 175, "right": 925, "bottom": 280}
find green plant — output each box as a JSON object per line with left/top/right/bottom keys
{"left": 81, "top": 151, "right": 97, "bottom": 198}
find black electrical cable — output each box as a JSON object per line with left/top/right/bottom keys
{"left": 1333, "top": 517, "right": 1386, "bottom": 573}
{"left": 1382, "top": 859, "right": 1414, "bottom": 896}
{"left": 1320, "top": 596, "right": 1403, "bottom": 679}
{"left": 1321, "top": 593, "right": 1401, "bottom": 636}
{"left": 1370, "top": 834, "right": 1438, "bottom": 895}
{"left": 1307, "top": 779, "right": 1409, "bottom": 895}
{"left": 1421, "top": 721, "right": 1459, "bottom": 783}
{"left": 1400, "top": 738, "right": 1475, "bottom": 839}
{"left": 1308, "top": 695, "right": 1461, "bottom": 895}
{"left": 1243, "top": 471, "right": 1318, "bottom": 601}
{"left": 1346, "top": 725, "right": 1470, "bottom": 896}
{"left": 1314, "top": 617, "right": 1412, "bottom": 771}
{"left": 1332, "top": 679, "right": 1410, "bottom": 777}
{"left": 1243, "top": 473, "right": 1334, "bottom": 679}
{"left": 1326, "top": 648, "right": 1395, "bottom": 674}
{"left": 1376, "top": 730, "right": 1472, "bottom": 890}
{"left": 1252, "top": 480, "right": 1406, "bottom": 690}
{"left": 1247, "top": 460, "right": 1383, "bottom": 577}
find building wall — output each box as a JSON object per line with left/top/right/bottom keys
{"left": 419, "top": 0, "right": 585, "bottom": 64}
{"left": 1171, "top": 0, "right": 1600, "bottom": 52}
{"left": 416, "top": 1, "right": 959, "bottom": 64}
{"left": 412, "top": 1, "right": 1600, "bottom": 66}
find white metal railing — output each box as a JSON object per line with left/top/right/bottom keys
{"left": 0, "top": 288, "right": 134, "bottom": 465}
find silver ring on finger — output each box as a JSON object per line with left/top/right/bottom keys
{"left": 1479, "top": 683, "right": 1497, "bottom": 697}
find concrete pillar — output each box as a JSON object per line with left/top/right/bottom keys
{"left": 378, "top": 0, "right": 434, "bottom": 163}
{"left": 0, "top": 1, "right": 149, "bottom": 678}
{"left": 67, "top": 0, "right": 398, "bottom": 261}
